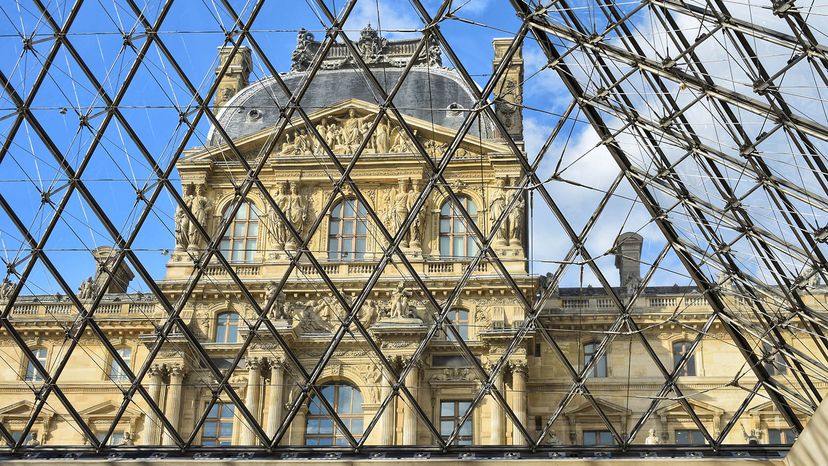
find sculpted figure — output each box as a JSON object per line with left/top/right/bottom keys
{"left": 0, "top": 278, "right": 14, "bottom": 300}
{"left": 188, "top": 184, "right": 211, "bottom": 251}
{"left": 332, "top": 109, "right": 371, "bottom": 152}
{"left": 645, "top": 428, "right": 660, "bottom": 445}
{"left": 392, "top": 179, "right": 412, "bottom": 247}
{"left": 280, "top": 133, "right": 295, "bottom": 154}
{"left": 78, "top": 277, "right": 96, "bottom": 300}
{"left": 489, "top": 178, "right": 508, "bottom": 243}
{"left": 406, "top": 182, "right": 422, "bottom": 246}
{"left": 360, "top": 299, "right": 380, "bottom": 327}
{"left": 267, "top": 182, "right": 289, "bottom": 250}
{"left": 285, "top": 182, "right": 308, "bottom": 248}
{"left": 389, "top": 282, "right": 411, "bottom": 319}
{"left": 508, "top": 193, "right": 524, "bottom": 246}
{"left": 374, "top": 118, "right": 391, "bottom": 153}
{"left": 120, "top": 431, "right": 134, "bottom": 446}
{"left": 26, "top": 432, "right": 40, "bottom": 447}
{"left": 174, "top": 184, "right": 193, "bottom": 251}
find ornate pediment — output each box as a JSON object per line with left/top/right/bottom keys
{"left": 656, "top": 399, "right": 724, "bottom": 418}
{"left": 183, "top": 99, "right": 509, "bottom": 164}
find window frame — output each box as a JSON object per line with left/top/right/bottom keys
{"left": 305, "top": 383, "right": 363, "bottom": 446}
{"left": 328, "top": 198, "right": 368, "bottom": 262}
{"left": 675, "top": 429, "right": 706, "bottom": 445}
{"left": 767, "top": 428, "right": 795, "bottom": 445}
{"left": 214, "top": 312, "right": 241, "bottom": 344}
{"left": 672, "top": 340, "right": 696, "bottom": 376}
{"left": 219, "top": 201, "right": 260, "bottom": 263}
{"left": 439, "top": 399, "right": 473, "bottom": 445}
{"left": 23, "top": 348, "right": 48, "bottom": 382}
{"left": 583, "top": 342, "right": 608, "bottom": 378}
{"left": 108, "top": 347, "right": 132, "bottom": 381}
{"left": 582, "top": 429, "right": 613, "bottom": 446}
{"left": 439, "top": 196, "right": 479, "bottom": 259}
{"left": 445, "top": 308, "right": 470, "bottom": 341}
{"left": 202, "top": 401, "right": 235, "bottom": 446}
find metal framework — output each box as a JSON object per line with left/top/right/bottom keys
{"left": 0, "top": 0, "right": 826, "bottom": 459}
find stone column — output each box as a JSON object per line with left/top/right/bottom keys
{"left": 162, "top": 363, "right": 186, "bottom": 445}
{"left": 292, "top": 405, "right": 307, "bottom": 445}
{"left": 142, "top": 364, "right": 165, "bottom": 445}
{"left": 402, "top": 361, "right": 418, "bottom": 445}
{"left": 379, "top": 366, "right": 396, "bottom": 445}
{"left": 240, "top": 357, "right": 263, "bottom": 445}
{"left": 266, "top": 357, "right": 285, "bottom": 438}
{"left": 510, "top": 360, "right": 528, "bottom": 445}
{"left": 489, "top": 363, "right": 505, "bottom": 445}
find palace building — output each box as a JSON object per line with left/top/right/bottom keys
{"left": 0, "top": 27, "right": 820, "bottom": 450}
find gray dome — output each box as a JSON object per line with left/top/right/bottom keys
{"left": 207, "top": 67, "right": 497, "bottom": 146}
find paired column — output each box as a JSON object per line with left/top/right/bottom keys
{"left": 510, "top": 360, "right": 528, "bottom": 445}
{"left": 402, "top": 360, "right": 419, "bottom": 445}
{"left": 266, "top": 357, "right": 285, "bottom": 438}
{"left": 489, "top": 363, "right": 505, "bottom": 444}
{"left": 162, "top": 363, "right": 186, "bottom": 445}
{"left": 142, "top": 364, "right": 165, "bottom": 445}
{"left": 240, "top": 357, "right": 263, "bottom": 445}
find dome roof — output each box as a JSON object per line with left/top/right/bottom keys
{"left": 207, "top": 67, "right": 497, "bottom": 146}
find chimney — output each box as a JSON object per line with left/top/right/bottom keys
{"left": 214, "top": 46, "right": 252, "bottom": 109}
{"left": 492, "top": 38, "right": 523, "bottom": 142}
{"left": 614, "top": 232, "right": 643, "bottom": 290}
{"left": 92, "top": 246, "right": 134, "bottom": 294}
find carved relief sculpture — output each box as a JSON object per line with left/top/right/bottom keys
{"left": 388, "top": 282, "right": 412, "bottom": 319}
{"left": 508, "top": 191, "right": 524, "bottom": 247}
{"left": 174, "top": 184, "right": 193, "bottom": 252}
{"left": 267, "top": 181, "right": 289, "bottom": 252}
{"left": 0, "top": 278, "right": 14, "bottom": 300}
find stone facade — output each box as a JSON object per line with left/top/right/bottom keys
{"left": 0, "top": 29, "right": 819, "bottom": 450}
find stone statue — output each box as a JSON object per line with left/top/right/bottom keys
{"left": 188, "top": 184, "right": 211, "bottom": 251}
{"left": 78, "top": 277, "right": 96, "bottom": 300}
{"left": 0, "top": 278, "right": 14, "bottom": 300}
{"left": 285, "top": 182, "right": 308, "bottom": 248}
{"left": 474, "top": 308, "right": 491, "bottom": 332}
{"left": 332, "top": 109, "right": 371, "bottom": 152}
{"left": 390, "top": 127, "right": 408, "bottom": 152}
{"left": 267, "top": 181, "right": 289, "bottom": 251}
{"left": 356, "top": 24, "right": 388, "bottom": 63}
{"left": 389, "top": 282, "right": 411, "bottom": 319}
{"left": 508, "top": 193, "right": 524, "bottom": 246}
{"left": 120, "top": 431, "right": 133, "bottom": 446}
{"left": 174, "top": 185, "right": 193, "bottom": 251}
{"left": 26, "top": 432, "right": 40, "bottom": 447}
{"left": 407, "top": 182, "right": 422, "bottom": 247}
{"left": 645, "top": 428, "right": 660, "bottom": 445}
{"left": 293, "top": 129, "right": 312, "bottom": 155}
{"left": 374, "top": 117, "right": 391, "bottom": 153}
{"left": 548, "top": 430, "right": 561, "bottom": 445}
{"left": 392, "top": 179, "right": 413, "bottom": 247}
{"left": 359, "top": 299, "right": 380, "bottom": 327}
{"left": 366, "top": 363, "right": 382, "bottom": 400}
{"left": 489, "top": 178, "right": 508, "bottom": 243}
{"left": 295, "top": 301, "right": 329, "bottom": 333}
{"left": 741, "top": 424, "right": 759, "bottom": 445}
{"left": 265, "top": 281, "right": 288, "bottom": 319}
{"left": 290, "top": 28, "right": 316, "bottom": 72}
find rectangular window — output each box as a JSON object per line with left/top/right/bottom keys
{"left": 96, "top": 431, "right": 125, "bottom": 445}
{"left": 675, "top": 429, "right": 706, "bottom": 445}
{"left": 24, "top": 348, "right": 48, "bottom": 382}
{"left": 202, "top": 402, "right": 235, "bottom": 446}
{"left": 583, "top": 430, "right": 613, "bottom": 446}
{"left": 767, "top": 428, "right": 795, "bottom": 445}
{"left": 109, "top": 347, "right": 132, "bottom": 381}
{"left": 440, "top": 400, "right": 472, "bottom": 445}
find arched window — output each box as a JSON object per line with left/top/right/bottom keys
{"left": 24, "top": 348, "right": 48, "bottom": 382}
{"left": 446, "top": 308, "right": 470, "bottom": 341}
{"left": 439, "top": 196, "right": 478, "bottom": 258}
{"left": 328, "top": 198, "right": 367, "bottom": 261}
{"left": 219, "top": 201, "right": 260, "bottom": 263}
{"left": 215, "top": 312, "right": 240, "bottom": 343}
{"left": 672, "top": 340, "right": 696, "bottom": 376}
{"left": 583, "top": 342, "right": 607, "bottom": 378}
{"left": 306, "top": 383, "right": 363, "bottom": 445}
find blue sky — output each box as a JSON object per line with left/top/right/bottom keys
{"left": 1, "top": 0, "right": 799, "bottom": 295}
